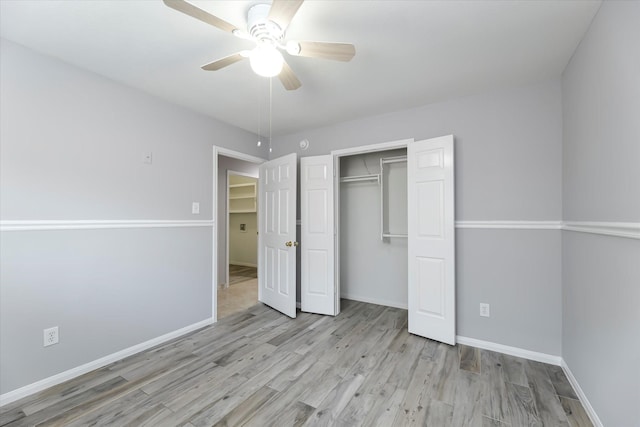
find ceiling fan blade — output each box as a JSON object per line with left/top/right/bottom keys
{"left": 292, "top": 41, "right": 356, "bottom": 62}
{"left": 279, "top": 61, "right": 301, "bottom": 91}
{"left": 201, "top": 53, "right": 247, "bottom": 71}
{"left": 163, "top": 0, "right": 237, "bottom": 34}
{"left": 268, "top": 0, "right": 304, "bottom": 31}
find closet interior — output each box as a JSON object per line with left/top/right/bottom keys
{"left": 228, "top": 174, "right": 258, "bottom": 271}
{"left": 338, "top": 148, "right": 408, "bottom": 309}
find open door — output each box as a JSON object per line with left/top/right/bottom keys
{"left": 258, "top": 153, "right": 297, "bottom": 318}
{"left": 300, "top": 155, "right": 336, "bottom": 315}
{"left": 408, "top": 135, "right": 455, "bottom": 345}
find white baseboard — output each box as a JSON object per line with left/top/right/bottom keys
{"left": 0, "top": 318, "right": 213, "bottom": 407}
{"left": 229, "top": 261, "right": 258, "bottom": 268}
{"left": 340, "top": 294, "right": 408, "bottom": 310}
{"left": 561, "top": 359, "right": 604, "bottom": 427}
{"left": 456, "top": 336, "right": 562, "bottom": 366}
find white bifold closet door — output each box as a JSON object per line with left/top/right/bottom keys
{"left": 258, "top": 153, "right": 298, "bottom": 318}
{"left": 408, "top": 135, "right": 456, "bottom": 345}
{"left": 300, "top": 155, "right": 336, "bottom": 315}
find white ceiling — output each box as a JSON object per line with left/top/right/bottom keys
{"left": 0, "top": 0, "right": 600, "bottom": 136}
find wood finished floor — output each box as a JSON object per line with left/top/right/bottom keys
{"left": 0, "top": 300, "right": 592, "bottom": 427}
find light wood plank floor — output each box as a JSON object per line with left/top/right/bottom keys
{"left": 0, "top": 300, "right": 592, "bottom": 426}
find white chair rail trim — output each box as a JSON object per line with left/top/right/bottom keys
{"left": 562, "top": 221, "right": 640, "bottom": 239}
{"left": 2, "top": 220, "right": 637, "bottom": 239}
{"left": 455, "top": 221, "right": 562, "bottom": 230}
{"left": 0, "top": 220, "right": 214, "bottom": 232}
{"left": 456, "top": 220, "right": 639, "bottom": 239}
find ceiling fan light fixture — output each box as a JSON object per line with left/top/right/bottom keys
{"left": 250, "top": 44, "right": 284, "bottom": 77}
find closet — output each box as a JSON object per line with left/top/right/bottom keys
{"left": 338, "top": 149, "right": 409, "bottom": 309}
{"left": 227, "top": 174, "right": 258, "bottom": 273}
{"left": 300, "top": 135, "right": 455, "bottom": 344}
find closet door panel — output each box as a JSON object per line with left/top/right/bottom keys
{"left": 301, "top": 155, "right": 336, "bottom": 315}
{"left": 258, "top": 153, "right": 298, "bottom": 318}
{"left": 417, "top": 180, "right": 445, "bottom": 238}
{"left": 408, "top": 135, "right": 455, "bottom": 345}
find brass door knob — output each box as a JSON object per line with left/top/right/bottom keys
{"left": 285, "top": 241, "right": 293, "bottom": 247}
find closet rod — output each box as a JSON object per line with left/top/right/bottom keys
{"left": 340, "top": 174, "right": 380, "bottom": 183}
{"left": 381, "top": 155, "right": 407, "bottom": 165}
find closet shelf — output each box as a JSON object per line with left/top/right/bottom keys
{"left": 229, "top": 180, "right": 257, "bottom": 213}
{"left": 340, "top": 174, "right": 380, "bottom": 183}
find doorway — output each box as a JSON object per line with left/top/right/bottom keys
{"left": 213, "top": 147, "right": 264, "bottom": 321}
{"left": 220, "top": 172, "right": 259, "bottom": 318}
{"left": 337, "top": 148, "right": 408, "bottom": 309}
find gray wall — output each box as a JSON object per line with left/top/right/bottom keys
{"left": 457, "top": 229, "right": 561, "bottom": 355}
{"left": 276, "top": 80, "right": 564, "bottom": 356}
{"left": 0, "top": 228, "right": 212, "bottom": 394}
{"left": 0, "top": 39, "right": 262, "bottom": 394}
{"left": 273, "top": 80, "right": 563, "bottom": 221}
{"left": 561, "top": 2, "right": 640, "bottom": 426}
{"left": 216, "top": 156, "right": 259, "bottom": 286}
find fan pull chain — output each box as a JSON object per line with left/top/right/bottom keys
{"left": 269, "top": 77, "right": 273, "bottom": 154}
{"left": 257, "top": 80, "right": 262, "bottom": 147}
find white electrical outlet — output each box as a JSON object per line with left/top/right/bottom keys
{"left": 192, "top": 202, "right": 200, "bottom": 214}
{"left": 44, "top": 326, "right": 59, "bottom": 347}
{"left": 479, "top": 303, "right": 490, "bottom": 317}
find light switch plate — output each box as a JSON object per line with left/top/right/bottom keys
{"left": 192, "top": 202, "right": 200, "bottom": 214}
{"left": 480, "top": 303, "right": 490, "bottom": 317}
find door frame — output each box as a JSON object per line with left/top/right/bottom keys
{"left": 330, "top": 139, "right": 414, "bottom": 314}
{"left": 225, "top": 170, "right": 259, "bottom": 289}
{"left": 213, "top": 146, "right": 265, "bottom": 322}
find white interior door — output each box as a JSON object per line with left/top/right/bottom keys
{"left": 300, "top": 155, "right": 336, "bottom": 315}
{"left": 258, "top": 153, "right": 297, "bottom": 318}
{"left": 407, "top": 135, "right": 455, "bottom": 345}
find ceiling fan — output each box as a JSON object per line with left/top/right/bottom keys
{"left": 163, "top": 0, "right": 356, "bottom": 90}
